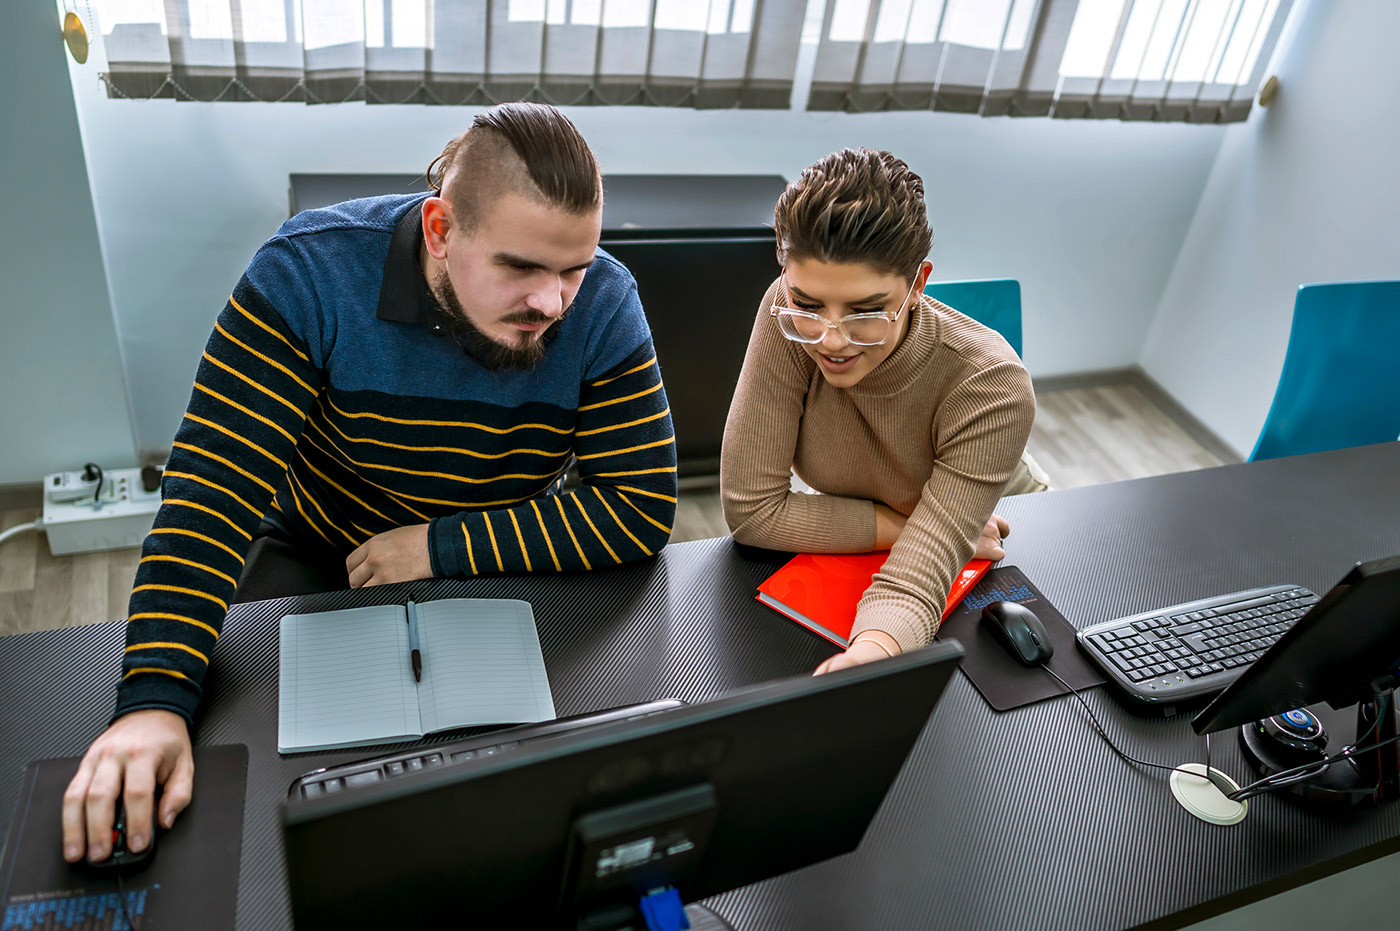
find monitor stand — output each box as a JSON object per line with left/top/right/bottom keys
{"left": 1239, "top": 687, "right": 1400, "bottom": 806}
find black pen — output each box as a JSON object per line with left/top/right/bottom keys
{"left": 407, "top": 600, "right": 423, "bottom": 683}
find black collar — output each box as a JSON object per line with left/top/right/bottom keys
{"left": 376, "top": 201, "right": 439, "bottom": 326}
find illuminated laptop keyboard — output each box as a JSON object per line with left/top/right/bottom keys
{"left": 288, "top": 699, "right": 684, "bottom": 801}
{"left": 1076, "top": 584, "right": 1319, "bottom": 710}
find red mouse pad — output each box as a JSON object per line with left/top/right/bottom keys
{"left": 1, "top": 744, "right": 246, "bottom": 930}
{"left": 937, "top": 566, "right": 1106, "bottom": 711}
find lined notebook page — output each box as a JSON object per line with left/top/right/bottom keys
{"left": 278, "top": 604, "right": 421, "bottom": 753}
{"left": 415, "top": 599, "right": 556, "bottom": 735}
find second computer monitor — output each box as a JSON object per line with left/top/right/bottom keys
{"left": 283, "top": 643, "right": 963, "bottom": 930}
{"left": 1193, "top": 553, "right": 1400, "bottom": 734}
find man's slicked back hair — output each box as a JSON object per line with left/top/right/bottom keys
{"left": 772, "top": 148, "right": 932, "bottom": 281}
{"left": 426, "top": 102, "right": 602, "bottom": 231}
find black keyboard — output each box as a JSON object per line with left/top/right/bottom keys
{"left": 1075, "top": 584, "right": 1320, "bottom": 711}
{"left": 287, "top": 699, "right": 685, "bottom": 802}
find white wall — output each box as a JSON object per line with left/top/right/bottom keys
{"left": 0, "top": 3, "right": 136, "bottom": 485}
{"left": 1140, "top": 0, "right": 1400, "bottom": 458}
{"left": 61, "top": 27, "right": 1226, "bottom": 455}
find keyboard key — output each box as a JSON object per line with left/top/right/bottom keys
{"left": 1171, "top": 622, "right": 1203, "bottom": 635}
{"left": 1133, "top": 621, "right": 1150, "bottom": 632}
{"left": 385, "top": 761, "right": 404, "bottom": 776}
{"left": 1182, "top": 633, "right": 1209, "bottom": 653}
{"left": 406, "top": 758, "right": 424, "bottom": 772}
{"left": 1110, "top": 654, "right": 1132, "bottom": 671}
{"left": 302, "top": 782, "right": 324, "bottom": 799}
{"left": 424, "top": 753, "right": 443, "bottom": 767}
{"left": 450, "top": 749, "right": 477, "bottom": 763}
{"left": 322, "top": 778, "right": 344, "bottom": 793}
{"left": 345, "top": 770, "right": 382, "bottom": 788}
{"left": 1224, "top": 595, "right": 1279, "bottom": 612}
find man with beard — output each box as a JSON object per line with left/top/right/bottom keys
{"left": 61, "top": 103, "right": 676, "bottom": 865}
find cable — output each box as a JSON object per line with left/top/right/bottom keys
{"left": 0, "top": 521, "right": 40, "bottom": 547}
{"left": 1046, "top": 665, "right": 1400, "bottom": 806}
{"left": 1226, "top": 731, "right": 1400, "bottom": 803}
{"left": 84, "top": 462, "right": 104, "bottom": 505}
{"left": 1043, "top": 666, "right": 1186, "bottom": 778}
{"left": 114, "top": 871, "right": 136, "bottom": 930}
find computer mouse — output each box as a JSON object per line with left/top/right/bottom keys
{"left": 85, "top": 797, "right": 157, "bottom": 870}
{"left": 980, "top": 601, "right": 1054, "bottom": 667}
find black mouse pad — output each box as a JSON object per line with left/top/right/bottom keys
{"left": 1, "top": 744, "right": 247, "bottom": 930}
{"left": 938, "top": 566, "right": 1106, "bottom": 712}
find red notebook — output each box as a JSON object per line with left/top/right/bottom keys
{"left": 756, "top": 552, "right": 991, "bottom": 648}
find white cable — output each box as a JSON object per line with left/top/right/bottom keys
{"left": 0, "top": 521, "right": 40, "bottom": 547}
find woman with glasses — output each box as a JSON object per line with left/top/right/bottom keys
{"left": 721, "top": 148, "right": 1049, "bottom": 675}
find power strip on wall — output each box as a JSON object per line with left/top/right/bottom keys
{"left": 41, "top": 468, "right": 161, "bottom": 555}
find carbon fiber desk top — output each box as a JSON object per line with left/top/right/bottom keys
{"left": 3, "top": 441, "right": 1400, "bottom": 930}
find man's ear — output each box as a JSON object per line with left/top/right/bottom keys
{"left": 421, "top": 196, "right": 455, "bottom": 261}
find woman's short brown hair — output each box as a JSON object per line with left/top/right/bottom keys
{"left": 772, "top": 148, "right": 932, "bottom": 281}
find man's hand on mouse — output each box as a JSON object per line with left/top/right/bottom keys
{"left": 974, "top": 514, "right": 1010, "bottom": 562}
{"left": 62, "top": 709, "right": 193, "bottom": 863}
{"left": 346, "top": 523, "right": 433, "bottom": 588}
{"left": 814, "top": 631, "right": 903, "bottom": 676}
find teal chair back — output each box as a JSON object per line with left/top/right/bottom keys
{"left": 1250, "top": 280, "right": 1400, "bottom": 461}
{"left": 923, "top": 278, "right": 1023, "bottom": 359}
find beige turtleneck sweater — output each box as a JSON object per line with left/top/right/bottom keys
{"left": 720, "top": 278, "right": 1036, "bottom": 653}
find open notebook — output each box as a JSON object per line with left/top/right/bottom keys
{"left": 278, "top": 598, "right": 556, "bottom": 753}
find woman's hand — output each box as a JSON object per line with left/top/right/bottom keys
{"left": 814, "top": 632, "right": 902, "bottom": 675}
{"left": 974, "top": 514, "right": 1010, "bottom": 562}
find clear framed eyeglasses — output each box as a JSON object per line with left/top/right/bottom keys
{"left": 769, "top": 272, "right": 919, "bottom": 347}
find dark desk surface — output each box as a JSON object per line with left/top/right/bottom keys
{"left": 3, "top": 442, "right": 1400, "bottom": 930}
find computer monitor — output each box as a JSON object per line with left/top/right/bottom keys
{"left": 1192, "top": 554, "right": 1400, "bottom": 804}
{"left": 282, "top": 642, "right": 964, "bottom": 930}
{"left": 598, "top": 232, "right": 779, "bottom": 478}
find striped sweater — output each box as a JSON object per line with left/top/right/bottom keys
{"left": 117, "top": 194, "right": 677, "bottom": 723}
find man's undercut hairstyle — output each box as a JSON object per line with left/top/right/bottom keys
{"left": 426, "top": 102, "right": 602, "bottom": 232}
{"left": 772, "top": 148, "right": 932, "bottom": 282}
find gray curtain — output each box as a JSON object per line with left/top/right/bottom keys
{"left": 807, "top": 0, "right": 1295, "bottom": 122}
{"left": 98, "top": 0, "right": 806, "bottom": 108}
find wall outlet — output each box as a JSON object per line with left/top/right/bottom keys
{"left": 42, "top": 468, "right": 161, "bottom": 555}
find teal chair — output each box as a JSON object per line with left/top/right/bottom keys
{"left": 1250, "top": 280, "right": 1400, "bottom": 461}
{"left": 924, "top": 278, "right": 1023, "bottom": 359}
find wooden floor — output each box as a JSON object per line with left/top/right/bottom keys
{"left": 0, "top": 381, "right": 1225, "bottom": 638}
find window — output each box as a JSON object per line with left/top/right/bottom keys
{"left": 808, "top": 0, "right": 1298, "bottom": 121}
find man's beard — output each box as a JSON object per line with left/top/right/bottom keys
{"left": 429, "top": 271, "right": 568, "bottom": 371}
